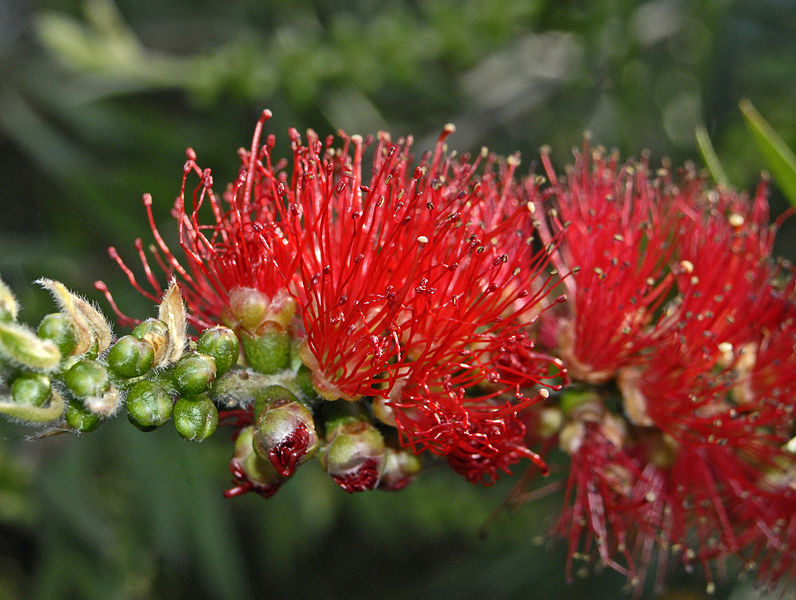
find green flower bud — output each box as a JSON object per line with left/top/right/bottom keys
{"left": 0, "top": 387, "right": 64, "bottom": 423}
{"left": 11, "top": 372, "right": 51, "bottom": 407}
{"left": 132, "top": 318, "right": 170, "bottom": 365}
{"left": 321, "top": 417, "right": 385, "bottom": 493}
{"left": 0, "top": 276, "right": 18, "bottom": 322}
{"left": 173, "top": 394, "right": 218, "bottom": 441}
{"left": 108, "top": 335, "right": 156, "bottom": 378}
{"left": 227, "top": 287, "right": 296, "bottom": 332}
{"left": 212, "top": 367, "right": 272, "bottom": 408}
{"left": 240, "top": 322, "right": 290, "bottom": 375}
{"left": 65, "top": 398, "right": 102, "bottom": 432}
{"left": 197, "top": 326, "right": 239, "bottom": 375}
{"left": 126, "top": 380, "right": 173, "bottom": 431}
{"left": 225, "top": 425, "right": 284, "bottom": 498}
{"left": 64, "top": 359, "right": 110, "bottom": 398}
{"left": 37, "top": 313, "right": 78, "bottom": 357}
{"left": 253, "top": 385, "right": 299, "bottom": 421}
{"left": 252, "top": 387, "right": 319, "bottom": 477}
{"left": 295, "top": 364, "right": 319, "bottom": 401}
{"left": 172, "top": 353, "right": 217, "bottom": 397}
{"left": 379, "top": 447, "right": 422, "bottom": 491}
{"left": 0, "top": 321, "right": 61, "bottom": 371}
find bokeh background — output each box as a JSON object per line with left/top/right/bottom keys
{"left": 1, "top": 1, "right": 794, "bottom": 598}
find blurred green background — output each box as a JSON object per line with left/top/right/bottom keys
{"left": 1, "top": 1, "right": 794, "bottom": 598}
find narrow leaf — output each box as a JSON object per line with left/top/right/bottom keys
{"left": 695, "top": 125, "right": 729, "bottom": 187}
{"left": 740, "top": 99, "right": 796, "bottom": 205}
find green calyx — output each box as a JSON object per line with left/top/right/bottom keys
{"left": 172, "top": 353, "right": 217, "bottom": 397}
{"left": 126, "top": 380, "right": 173, "bottom": 431}
{"left": 37, "top": 313, "right": 77, "bottom": 357}
{"left": 64, "top": 359, "right": 110, "bottom": 398}
{"left": 240, "top": 323, "right": 290, "bottom": 375}
{"left": 173, "top": 394, "right": 218, "bottom": 441}
{"left": 11, "top": 372, "right": 52, "bottom": 407}
{"left": 197, "top": 326, "right": 239, "bottom": 376}
{"left": 65, "top": 398, "right": 102, "bottom": 432}
{"left": 108, "top": 335, "right": 156, "bottom": 379}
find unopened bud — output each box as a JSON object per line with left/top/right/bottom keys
{"left": 321, "top": 417, "right": 385, "bottom": 492}
{"left": 240, "top": 323, "right": 290, "bottom": 375}
{"left": 64, "top": 359, "right": 110, "bottom": 398}
{"left": 197, "top": 326, "right": 239, "bottom": 375}
{"left": 65, "top": 398, "right": 102, "bottom": 432}
{"left": 227, "top": 287, "right": 296, "bottom": 331}
{"left": 295, "top": 364, "right": 319, "bottom": 400}
{"left": 378, "top": 446, "right": 422, "bottom": 491}
{"left": 225, "top": 425, "right": 284, "bottom": 498}
{"left": 11, "top": 372, "right": 51, "bottom": 407}
{"left": 37, "top": 313, "right": 78, "bottom": 357}
{"left": 126, "top": 380, "right": 173, "bottom": 431}
{"left": 0, "top": 321, "right": 61, "bottom": 371}
{"left": 252, "top": 386, "right": 319, "bottom": 477}
{"left": 132, "top": 318, "right": 170, "bottom": 365}
{"left": 108, "top": 335, "right": 156, "bottom": 378}
{"left": 172, "top": 353, "right": 217, "bottom": 397}
{"left": 173, "top": 394, "right": 218, "bottom": 441}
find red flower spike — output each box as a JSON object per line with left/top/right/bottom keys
{"left": 537, "top": 144, "right": 677, "bottom": 383}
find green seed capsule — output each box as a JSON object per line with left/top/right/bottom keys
{"left": 63, "top": 359, "right": 110, "bottom": 398}
{"left": 126, "top": 380, "right": 173, "bottom": 431}
{"left": 11, "top": 372, "right": 51, "bottom": 407}
{"left": 197, "top": 326, "right": 239, "bottom": 376}
{"left": 108, "top": 335, "right": 156, "bottom": 378}
{"left": 65, "top": 398, "right": 102, "bottom": 432}
{"left": 240, "top": 323, "right": 290, "bottom": 375}
{"left": 37, "top": 313, "right": 77, "bottom": 357}
{"left": 172, "top": 353, "right": 217, "bottom": 397}
{"left": 173, "top": 394, "right": 218, "bottom": 441}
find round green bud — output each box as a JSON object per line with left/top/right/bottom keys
{"left": 11, "top": 372, "right": 51, "bottom": 407}
{"left": 172, "top": 353, "right": 217, "bottom": 397}
{"left": 253, "top": 385, "right": 299, "bottom": 421}
{"left": 126, "top": 380, "right": 173, "bottom": 431}
{"left": 197, "top": 326, "right": 239, "bottom": 375}
{"left": 295, "top": 364, "right": 318, "bottom": 400}
{"left": 173, "top": 394, "right": 218, "bottom": 441}
{"left": 108, "top": 335, "right": 156, "bottom": 378}
{"left": 65, "top": 398, "right": 102, "bottom": 432}
{"left": 240, "top": 323, "right": 290, "bottom": 375}
{"left": 132, "top": 318, "right": 169, "bottom": 364}
{"left": 37, "top": 313, "right": 77, "bottom": 357}
{"left": 64, "top": 359, "right": 110, "bottom": 398}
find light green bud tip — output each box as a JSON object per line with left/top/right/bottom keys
{"left": 126, "top": 380, "right": 173, "bottom": 431}
{"left": 108, "top": 335, "right": 155, "bottom": 378}
{"left": 64, "top": 359, "right": 110, "bottom": 398}
{"left": 0, "top": 321, "right": 61, "bottom": 371}
{"left": 197, "top": 326, "right": 239, "bottom": 375}
{"left": 65, "top": 398, "right": 102, "bottom": 432}
{"left": 240, "top": 323, "right": 290, "bottom": 375}
{"left": 172, "top": 353, "right": 217, "bottom": 396}
{"left": 173, "top": 394, "right": 218, "bottom": 441}
{"left": 0, "top": 277, "right": 18, "bottom": 323}
{"left": 37, "top": 313, "right": 78, "bottom": 357}
{"left": 11, "top": 372, "right": 51, "bottom": 407}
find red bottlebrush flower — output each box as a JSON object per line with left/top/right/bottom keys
{"left": 537, "top": 145, "right": 677, "bottom": 384}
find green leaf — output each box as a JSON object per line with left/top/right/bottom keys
{"left": 695, "top": 125, "right": 729, "bottom": 187}
{"left": 740, "top": 99, "right": 796, "bottom": 205}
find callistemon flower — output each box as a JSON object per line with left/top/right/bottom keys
{"left": 537, "top": 144, "right": 677, "bottom": 384}
{"left": 97, "top": 110, "right": 295, "bottom": 331}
